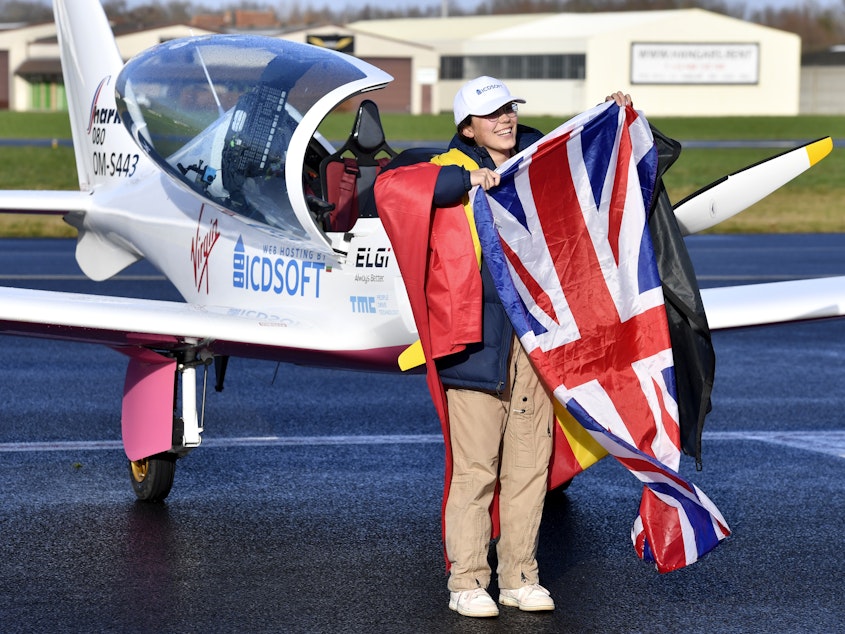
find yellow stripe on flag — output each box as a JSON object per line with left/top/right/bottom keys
{"left": 554, "top": 401, "right": 608, "bottom": 470}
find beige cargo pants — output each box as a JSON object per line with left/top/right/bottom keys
{"left": 444, "top": 336, "right": 555, "bottom": 592}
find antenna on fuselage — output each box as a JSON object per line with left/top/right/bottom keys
{"left": 195, "top": 42, "right": 225, "bottom": 118}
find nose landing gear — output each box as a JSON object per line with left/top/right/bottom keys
{"left": 129, "top": 452, "right": 176, "bottom": 502}
{"left": 122, "top": 346, "right": 213, "bottom": 502}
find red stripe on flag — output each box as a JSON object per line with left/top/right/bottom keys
{"left": 653, "top": 375, "right": 682, "bottom": 453}
{"left": 548, "top": 424, "right": 584, "bottom": 489}
{"left": 500, "top": 238, "right": 559, "bottom": 325}
{"left": 607, "top": 118, "right": 633, "bottom": 265}
{"left": 613, "top": 455, "right": 696, "bottom": 493}
{"left": 639, "top": 487, "right": 687, "bottom": 573}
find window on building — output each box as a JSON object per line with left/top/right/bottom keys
{"left": 441, "top": 56, "right": 463, "bottom": 79}
{"left": 440, "top": 54, "right": 585, "bottom": 80}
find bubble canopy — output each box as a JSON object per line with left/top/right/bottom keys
{"left": 115, "top": 35, "right": 392, "bottom": 240}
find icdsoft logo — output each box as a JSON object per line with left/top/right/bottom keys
{"left": 232, "top": 236, "right": 325, "bottom": 298}
{"left": 476, "top": 83, "right": 502, "bottom": 95}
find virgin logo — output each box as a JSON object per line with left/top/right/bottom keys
{"left": 191, "top": 205, "right": 220, "bottom": 293}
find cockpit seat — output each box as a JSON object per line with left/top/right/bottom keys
{"left": 319, "top": 99, "right": 397, "bottom": 232}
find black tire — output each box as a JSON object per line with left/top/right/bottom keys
{"left": 128, "top": 453, "right": 176, "bottom": 502}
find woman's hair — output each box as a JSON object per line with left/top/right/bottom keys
{"left": 456, "top": 115, "right": 476, "bottom": 145}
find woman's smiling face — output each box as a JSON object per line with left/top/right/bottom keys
{"left": 462, "top": 102, "right": 519, "bottom": 166}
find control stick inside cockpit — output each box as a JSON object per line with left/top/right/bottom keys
{"left": 177, "top": 160, "right": 217, "bottom": 189}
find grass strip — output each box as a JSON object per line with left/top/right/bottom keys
{"left": 2, "top": 112, "right": 843, "bottom": 236}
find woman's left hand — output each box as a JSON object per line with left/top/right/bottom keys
{"left": 605, "top": 91, "right": 633, "bottom": 107}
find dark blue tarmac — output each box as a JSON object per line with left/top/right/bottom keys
{"left": 1, "top": 235, "right": 844, "bottom": 633}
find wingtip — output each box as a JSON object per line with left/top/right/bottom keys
{"left": 398, "top": 339, "right": 425, "bottom": 371}
{"left": 806, "top": 136, "right": 833, "bottom": 166}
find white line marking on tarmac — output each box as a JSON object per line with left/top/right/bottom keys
{"left": 697, "top": 274, "right": 843, "bottom": 281}
{"left": 0, "top": 434, "right": 444, "bottom": 453}
{"left": 0, "top": 274, "right": 165, "bottom": 281}
{"left": 0, "top": 431, "right": 843, "bottom": 458}
{"left": 705, "top": 430, "right": 845, "bottom": 459}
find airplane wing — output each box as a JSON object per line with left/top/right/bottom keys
{"left": 673, "top": 137, "right": 832, "bottom": 235}
{"left": 701, "top": 276, "right": 845, "bottom": 330}
{"left": 0, "top": 285, "right": 404, "bottom": 369}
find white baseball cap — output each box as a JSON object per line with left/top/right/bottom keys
{"left": 453, "top": 76, "right": 525, "bottom": 126}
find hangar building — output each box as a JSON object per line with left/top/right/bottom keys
{"left": 1, "top": 9, "right": 804, "bottom": 117}
{"left": 346, "top": 9, "right": 801, "bottom": 117}
{"left": 800, "top": 46, "right": 845, "bottom": 115}
{"left": 0, "top": 23, "right": 215, "bottom": 111}
{"left": 279, "top": 24, "right": 439, "bottom": 115}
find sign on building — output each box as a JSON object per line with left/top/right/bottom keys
{"left": 306, "top": 34, "right": 354, "bottom": 54}
{"left": 631, "top": 43, "right": 759, "bottom": 84}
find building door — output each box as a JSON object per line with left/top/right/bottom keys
{"left": 0, "top": 51, "right": 8, "bottom": 109}
{"left": 360, "top": 57, "right": 411, "bottom": 113}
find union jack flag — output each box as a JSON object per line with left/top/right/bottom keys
{"left": 472, "top": 101, "right": 730, "bottom": 573}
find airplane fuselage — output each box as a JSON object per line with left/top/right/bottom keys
{"left": 64, "top": 36, "right": 420, "bottom": 372}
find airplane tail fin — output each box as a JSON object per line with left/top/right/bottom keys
{"left": 53, "top": 0, "right": 126, "bottom": 192}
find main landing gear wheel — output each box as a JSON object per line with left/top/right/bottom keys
{"left": 129, "top": 453, "right": 176, "bottom": 502}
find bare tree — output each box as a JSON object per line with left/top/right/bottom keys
{"left": 0, "top": 0, "right": 52, "bottom": 22}
{"left": 750, "top": 4, "right": 845, "bottom": 52}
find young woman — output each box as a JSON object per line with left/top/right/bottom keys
{"left": 375, "top": 77, "right": 632, "bottom": 618}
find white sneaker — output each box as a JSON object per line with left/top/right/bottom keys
{"left": 499, "top": 583, "right": 555, "bottom": 611}
{"left": 448, "top": 587, "right": 499, "bottom": 617}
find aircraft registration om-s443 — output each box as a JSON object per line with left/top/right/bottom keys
{"left": 0, "top": 0, "right": 841, "bottom": 501}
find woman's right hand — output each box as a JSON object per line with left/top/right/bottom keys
{"left": 470, "top": 168, "right": 501, "bottom": 191}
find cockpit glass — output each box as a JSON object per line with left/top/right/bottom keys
{"left": 115, "top": 35, "right": 366, "bottom": 230}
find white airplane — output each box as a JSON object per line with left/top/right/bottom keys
{"left": 1, "top": 0, "right": 843, "bottom": 502}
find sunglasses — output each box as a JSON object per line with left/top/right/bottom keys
{"left": 476, "top": 102, "right": 519, "bottom": 122}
